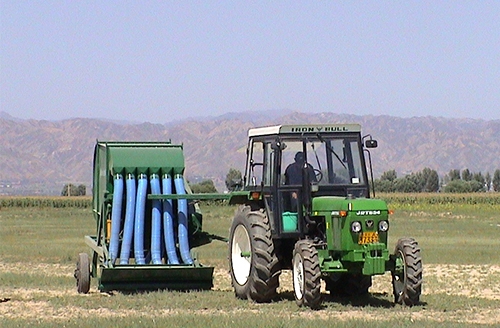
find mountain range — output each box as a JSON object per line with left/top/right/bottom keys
{"left": 1, "top": 111, "right": 499, "bottom": 195}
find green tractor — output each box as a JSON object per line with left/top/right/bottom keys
{"left": 228, "top": 124, "right": 422, "bottom": 309}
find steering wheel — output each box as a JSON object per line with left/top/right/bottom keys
{"left": 314, "top": 169, "right": 323, "bottom": 182}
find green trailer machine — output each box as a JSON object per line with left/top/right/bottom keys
{"left": 74, "top": 141, "right": 226, "bottom": 293}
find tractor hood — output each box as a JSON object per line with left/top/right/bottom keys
{"left": 312, "top": 196, "right": 388, "bottom": 214}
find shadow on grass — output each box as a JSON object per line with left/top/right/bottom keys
{"left": 277, "top": 291, "right": 427, "bottom": 309}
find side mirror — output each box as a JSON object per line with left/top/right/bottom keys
{"left": 365, "top": 139, "right": 378, "bottom": 148}
{"left": 229, "top": 178, "right": 243, "bottom": 191}
{"left": 271, "top": 140, "right": 286, "bottom": 151}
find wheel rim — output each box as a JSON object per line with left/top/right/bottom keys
{"left": 393, "top": 250, "right": 407, "bottom": 299}
{"left": 231, "top": 224, "right": 252, "bottom": 285}
{"left": 293, "top": 252, "right": 304, "bottom": 300}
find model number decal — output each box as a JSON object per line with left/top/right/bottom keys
{"left": 356, "top": 210, "right": 381, "bottom": 216}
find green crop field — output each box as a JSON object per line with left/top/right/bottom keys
{"left": 1, "top": 195, "right": 500, "bottom": 327}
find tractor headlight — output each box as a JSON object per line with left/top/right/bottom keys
{"left": 378, "top": 220, "right": 389, "bottom": 232}
{"left": 351, "top": 221, "right": 362, "bottom": 233}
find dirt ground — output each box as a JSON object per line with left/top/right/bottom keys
{"left": 1, "top": 262, "right": 500, "bottom": 325}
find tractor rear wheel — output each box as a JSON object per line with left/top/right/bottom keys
{"left": 75, "top": 253, "right": 90, "bottom": 294}
{"left": 292, "top": 240, "right": 321, "bottom": 309}
{"left": 392, "top": 238, "right": 422, "bottom": 306}
{"left": 229, "top": 205, "right": 280, "bottom": 302}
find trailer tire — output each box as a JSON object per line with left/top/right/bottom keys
{"left": 75, "top": 253, "right": 91, "bottom": 294}
{"left": 392, "top": 238, "right": 422, "bottom": 306}
{"left": 292, "top": 240, "right": 322, "bottom": 309}
{"left": 229, "top": 205, "right": 280, "bottom": 302}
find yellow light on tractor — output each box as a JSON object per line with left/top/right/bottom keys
{"left": 106, "top": 218, "right": 111, "bottom": 242}
{"left": 331, "top": 210, "right": 348, "bottom": 217}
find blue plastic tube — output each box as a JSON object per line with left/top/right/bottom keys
{"left": 119, "top": 174, "right": 136, "bottom": 264}
{"left": 134, "top": 174, "right": 148, "bottom": 265}
{"left": 162, "top": 174, "right": 179, "bottom": 264}
{"left": 109, "top": 174, "right": 123, "bottom": 265}
{"left": 150, "top": 174, "right": 162, "bottom": 265}
{"left": 174, "top": 174, "right": 193, "bottom": 265}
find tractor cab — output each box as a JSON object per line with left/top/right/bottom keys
{"left": 242, "top": 124, "right": 376, "bottom": 236}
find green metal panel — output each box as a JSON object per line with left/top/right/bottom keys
{"left": 92, "top": 141, "right": 185, "bottom": 218}
{"left": 312, "top": 196, "right": 387, "bottom": 212}
{"left": 99, "top": 265, "right": 214, "bottom": 291}
{"left": 312, "top": 196, "right": 389, "bottom": 251}
{"left": 148, "top": 193, "right": 231, "bottom": 200}
{"left": 361, "top": 243, "right": 390, "bottom": 275}
{"left": 108, "top": 146, "right": 184, "bottom": 176}
{"left": 312, "top": 196, "right": 391, "bottom": 276}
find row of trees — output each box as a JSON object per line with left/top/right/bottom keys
{"left": 61, "top": 184, "right": 87, "bottom": 196}
{"left": 190, "top": 168, "right": 243, "bottom": 193}
{"left": 61, "top": 169, "right": 243, "bottom": 197}
{"left": 63, "top": 167, "right": 500, "bottom": 196}
{"left": 375, "top": 168, "right": 500, "bottom": 193}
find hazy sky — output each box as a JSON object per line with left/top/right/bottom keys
{"left": 1, "top": 1, "right": 499, "bottom": 123}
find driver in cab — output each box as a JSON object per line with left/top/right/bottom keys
{"left": 284, "top": 152, "right": 317, "bottom": 211}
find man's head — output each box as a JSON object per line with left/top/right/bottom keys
{"left": 294, "top": 151, "right": 304, "bottom": 163}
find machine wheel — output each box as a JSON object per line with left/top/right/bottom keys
{"left": 292, "top": 240, "right": 322, "bottom": 309}
{"left": 75, "top": 253, "right": 91, "bottom": 294}
{"left": 229, "top": 205, "right": 280, "bottom": 302}
{"left": 326, "top": 273, "right": 372, "bottom": 296}
{"left": 392, "top": 238, "right": 422, "bottom": 306}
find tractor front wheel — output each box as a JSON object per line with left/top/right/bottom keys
{"left": 292, "top": 240, "right": 322, "bottom": 309}
{"left": 229, "top": 205, "right": 280, "bottom": 302}
{"left": 391, "top": 238, "right": 422, "bottom": 306}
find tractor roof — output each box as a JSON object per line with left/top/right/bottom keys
{"left": 248, "top": 124, "right": 362, "bottom": 137}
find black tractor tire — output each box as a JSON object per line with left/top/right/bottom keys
{"left": 229, "top": 205, "right": 280, "bottom": 302}
{"left": 392, "top": 238, "right": 422, "bottom": 306}
{"left": 326, "top": 273, "right": 372, "bottom": 297}
{"left": 75, "top": 253, "right": 91, "bottom": 294}
{"left": 292, "top": 240, "right": 322, "bottom": 309}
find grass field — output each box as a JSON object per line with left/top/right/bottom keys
{"left": 1, "top": 195, "right": 500, "bottom": 327}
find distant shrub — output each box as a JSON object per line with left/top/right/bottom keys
{"left": 0, "top": 197, "right": 92, "bottom": 208}
{"left": 379, "top": 192, "right": 500, "bottom": 206}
